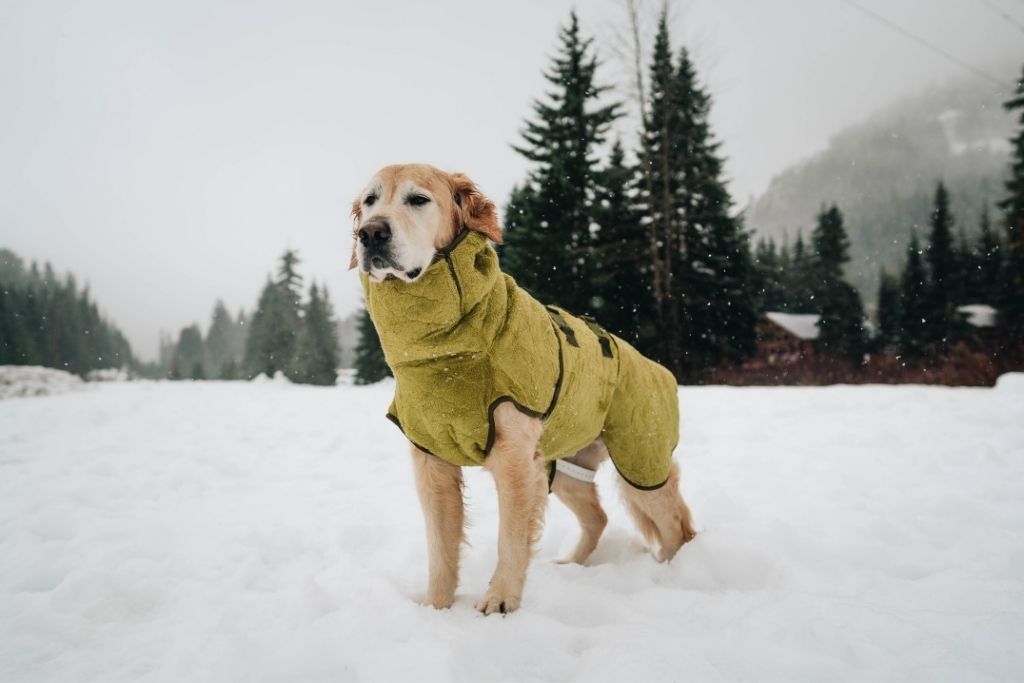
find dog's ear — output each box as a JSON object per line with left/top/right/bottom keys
{"left": 449, "top": 172, "right": 503, "bottom": 244}
{"left": 348, "top": 195, "right": 362, "bottom": 270}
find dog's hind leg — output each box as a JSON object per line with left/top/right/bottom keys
{"left": 552, "top": 440, "right": 609, "bottom": 564}
{"left": 477, "top": 402, "right": 547, "bottom": 615}
{"left": 617, "top": 461, "right": 696, "bottom": 562}
{"left": 411, "top": 445, "right": 465, "bottom": 609}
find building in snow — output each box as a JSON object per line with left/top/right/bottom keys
{"left": 956, "top": 304, "right": 1000, "bottom": 345}
{"left": 957, "top": 304, "right": 997, "bottom": 330}
{"left": 745, "top": 312, "right": 820, "bottom": 368}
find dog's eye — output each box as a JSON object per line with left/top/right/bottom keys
{"left": 364, "top": 195, "right": 377, "bottom": 206}
{"left": 406, "top": 194, "right": 431, "bottom": 207}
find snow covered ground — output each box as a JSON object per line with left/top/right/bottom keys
{"left": 1, "top": 378, "right": 1023, "bottom": 682}
{"left": 0, "top": 366, "right": 83, "bottom": 400}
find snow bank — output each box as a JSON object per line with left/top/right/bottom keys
{"left": 0, "top": 365, "right": 83, "bottom": 399}
{"left": 996, "top": 372, "right": 1024, "bottom": 392}
{"left": 1, "top": 382, "right": 1021, "bottom": 681}
{"left": 85, "top": 367, "right": 131, "bottom": 383}
{"left": 250, "top": 371, "right": 293, "bottom": 384}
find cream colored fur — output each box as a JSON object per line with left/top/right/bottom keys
{"left": 551, "top": 441, "right": 609, "bottom": 565}
{"left": 411, "top": 446, "right": 464, "bottom": 609}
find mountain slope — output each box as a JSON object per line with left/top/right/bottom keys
{"left": 745, "top": 75, "right": 1015, "bottom": 305}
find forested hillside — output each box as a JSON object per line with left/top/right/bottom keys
{"left": 745, "top": 76, "right": 1014, "bottom": 303}
{"left": 0, "top": 248, "right": 133, "bottom": 374}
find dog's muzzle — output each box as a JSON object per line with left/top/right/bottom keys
{"left": 359, "top": 219, "right": 405, "bottom": 273}
{"left": 359, "top": 220, "right": 392, "bottom": 252}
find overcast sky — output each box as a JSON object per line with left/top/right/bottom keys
{"left": 1, "top": 0, "right": 1020, "bottom": 360}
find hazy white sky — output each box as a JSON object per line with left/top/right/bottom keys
{"left": 1, "top": 0, "right": 1020, "bottom": 360}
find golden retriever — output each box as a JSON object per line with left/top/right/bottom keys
{"left": 350, "top": 163, "right": 695, "bottom": 614}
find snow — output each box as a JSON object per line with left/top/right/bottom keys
{"left": 764, "top": 311, "right": 821, "bottom": 340}
{"left": 85, "top": 368, "right": 132, "bottom": 383}
{"left": 0, "top": 366, "right": 83, "bottom": 400}
{"left": 958, "top": 303, "right": 997, "bottom": 328}
{"left": 2, "top": 379, "right": 1023, "bottom": 682}
{"left": 250, "top": 371, "right": 294, "bottom": 384}
{"left": 937, "top": 108, "right": 1012, "bottom": 156}
{"left": 996, "top": 372, "right": 1024, "bottom": 391}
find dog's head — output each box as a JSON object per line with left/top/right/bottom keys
{"left": 349, "top": 164, "right": 502, "bottom": 282}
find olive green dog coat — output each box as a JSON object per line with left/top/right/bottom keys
{"left": 360, "top": 231, "right": 679, "bottom": 489}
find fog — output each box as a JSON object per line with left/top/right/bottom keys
{"left": 1, "top": 0, "right": 1020, "bottom": 360}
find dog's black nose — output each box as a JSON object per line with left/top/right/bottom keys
{"left": 358, "top": 221, "right": 391, "bottom": 247}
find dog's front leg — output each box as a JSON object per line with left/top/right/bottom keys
{"left": 411, "top": 446, "right": 464, "bottom": 609}
{"left": 477, "top": 402, "right": 547, "bottom": 615}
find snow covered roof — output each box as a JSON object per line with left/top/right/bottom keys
{"left": 764, "top": 312, "right": 820, "bottom": 340}
{"left": 957, "top": 304, "right": 997, "bottom": 328}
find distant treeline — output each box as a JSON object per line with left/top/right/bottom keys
{"left": 753, "top": 182, "right": 1008, "bottom": 358}
{"left": 0, "top": 249, "right": 133, "bottom": 375}
{"left": 152, "top": 250, "right": 342, "bottom": 385}
{"left": 147, "top": 302, "right": 248, "bottom": 380}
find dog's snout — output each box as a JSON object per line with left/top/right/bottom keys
{"left": 358, "top": 221, "right": 392, "bottom": 247}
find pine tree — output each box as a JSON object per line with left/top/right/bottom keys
{"left": 500, "top": 183, "right": 551, "bottom": 289}
{"left": 899, "top": 232, "right": 929, "bottom": 357}
{"left": 970, "top": 206, "right": 1002, "bottom": 304}
{"left": 787, "top": 233, "right": 816, "bottom": 312}
{"left": 0, "top": 254, "right": 132, "bottom": 374}
{"left": 0, "top": 278, "right": 38, "bottom": 365}
{"left": 588, "top": 140, "right": 652, "bottom": 348}
{"left": 637, "top": 12, "right": 679, "bottom": 358}
{"left": 810, "top": 205, "right": 866, "bottom": 364}
{"left": 876, "top": 269, "right": 900, "bottom": 352}
{"left": 292, "top": 283, "right": 341, "bottom": 386}
{"left": 278, "top": 249, "right": 303, "bottom": 298}
{"left": 49, "top": 275, "right": 87, "bottom": 374}
{"left": 243, "top": 251, "right": 303, "bottom": 379}
{"left": 951, "top": 227, "right": 971, "bottom": 306}
{"left": 205, "top": 300, "right": 236, "bottom": 378}
{"left": 752, "top": 238, "right": 788, "bottom": 313}
{"left": 157, "top": 332, "right": 176, "bottom": 378}
{"left": 232, "top": 310, "right": 248, "bottom": 365}
{"left": 819, "top": 282, "right": 867, "bottom": 364}
{"left": 502, "top": 11, "right": 621, "bottom": 314}
{"left": 811, "top": 206, "right": 850, "bottom": 283}
{"left": 683, "top": 203, "right": 756, "bottom": 370}
{"left": 0, "top": 249, "right": 26, "bottom": 285}
{"left": 353, "top": 306, "right": 390, "bottom": 385}
{"left": 245, "top": 280, "right": 291, "bottom": 378}
{"left": 218, "top": 358, "right": 239, "bottom": 380}
{"left": 999, "top": 64, "right": 1024, "bottom": 331}
{"left": 173, "top": 325, "right": 205, "bottom": 380}
{"left": 924, "top": 182, "right": 956, "bottom": 346}
{"left": 638, "top": 17, "right": 755, "bottom": 379}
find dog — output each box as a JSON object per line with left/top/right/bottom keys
{"left": 350, "top": 163, "right": 695, "bottom": 614}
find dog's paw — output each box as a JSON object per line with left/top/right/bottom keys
{"left": 475, "top": 589, "right": 521, "bottom": 615}
{"left": 420, "top": 592, "right": 455, "bottom": 610}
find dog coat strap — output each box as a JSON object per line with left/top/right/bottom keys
{"left": 545, "top": 307, "right": 579, "bottom": 347}
{"left": 580, "top": 315, "right": 615, "bottom": 359}
{"left": 555, "top": 459, "right": 597, "bottom": 484}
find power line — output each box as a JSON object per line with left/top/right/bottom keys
{"left": 836, "top": 0, "right": 1010, "bottom": 88}
{"left": 981, "top": 0, "right": 1024, "bottom": 35}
